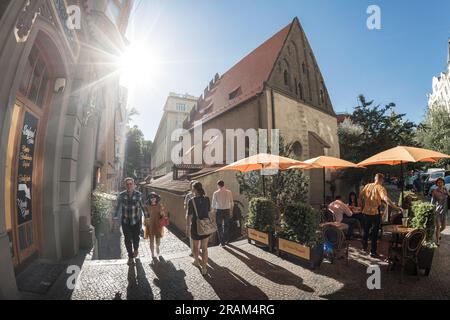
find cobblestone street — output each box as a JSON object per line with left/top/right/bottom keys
{"left": 68, "top": 225, "right": 450, "bottom": 300}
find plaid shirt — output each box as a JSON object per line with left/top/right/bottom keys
{"left": 114, "top": 190, "right": 148, "bottom": 226}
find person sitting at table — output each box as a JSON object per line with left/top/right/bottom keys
{"left": 348, "top": 192, "right": 364, "bottom": 220}
{"left": 328, "top": 196, "right": 359, "bottom": 239}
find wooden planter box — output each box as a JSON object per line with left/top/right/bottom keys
{"left": 277, "top": 237, "right": 323, "bottom": 269}
{"left": 247, "top": 227, "right": 273, "bottom": 252}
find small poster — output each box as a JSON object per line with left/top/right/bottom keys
{"left": 17, "top": 112, "right": 38, "bottom": 226}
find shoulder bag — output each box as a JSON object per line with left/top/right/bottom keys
{"left": 192, "top": 198, "right": 217, "bottom": 236}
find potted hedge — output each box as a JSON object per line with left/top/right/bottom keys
{"left": 409, "top": 201, "right": 437, "bottom": 276}
{"left": 246, "top": 197, "right": 277, "bottom": 251}
{"left": 276, "top": 203, "right": 324, "bottom": 269}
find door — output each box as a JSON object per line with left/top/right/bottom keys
{"left": 4, "top": 42, "right": 52, "bottom": 266}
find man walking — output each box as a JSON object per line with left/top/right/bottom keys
{"left": 212, "top": 180, "right": 234, "bottom": 247}
{"left": 359, "top": 173, "right": 402, "bottom": 257}
{"left": 113, "top": 177, "right": 148, "bottom": 266}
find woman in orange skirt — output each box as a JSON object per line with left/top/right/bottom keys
{"left": 144, "top": 192, "right": 165, "bottom": 259}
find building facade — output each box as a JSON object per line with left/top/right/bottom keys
{"left": 0, "top": 0, "right": 133, "bottom": 299}
{"left": 182, "top": 17, "right": 340, "bottom": 206}
{"left": 428, "top": 39, "right": 450, "bottom": 112}
{"left": 151, "top": 92, "right": 198, "bottom": 177}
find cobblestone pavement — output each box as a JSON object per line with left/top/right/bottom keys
{"left": 97, "top": 226, "right": 191, "bottom": 260}
{"left": 71, "top": 226, "right": 450, "bottom": 300}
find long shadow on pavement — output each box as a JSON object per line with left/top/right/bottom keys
{"left": 151, "top": 257, "right": 193, "bottom": 300}
{"left": 204, "top": 259, "right": 268, "bottom": 300}
{"left": 124, "top": 259, "right": 154, "bottom": 300}
{"left": 224, "top": 244, "right": 314, "bottom": 293}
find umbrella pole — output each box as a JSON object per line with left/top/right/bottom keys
{"left": 400, "top": 161, "right": 404, "bottom": 208}
{"left": 323, "top": 167, "right": 326, "bottom": 206}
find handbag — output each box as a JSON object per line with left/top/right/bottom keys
{"left": 160, "top": 216, "right": 170, "bottom": 228}
{"left": 192, "top": 198, "right": 217, "bottom": 236}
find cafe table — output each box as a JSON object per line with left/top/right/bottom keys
{"left": 382, "top": 225, "right": 416, "bottom": 249}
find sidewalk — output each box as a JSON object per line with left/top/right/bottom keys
{"left": 18, "top": 223, "right": 450, "bottom": 300}
{"left": 70, "top": 226, "right": 450, "bottom": 300}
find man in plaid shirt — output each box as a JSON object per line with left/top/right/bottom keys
{"left": 113, "top": 177, "right": 148, "bottom": 265}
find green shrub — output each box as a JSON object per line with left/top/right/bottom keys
{"left": 247, "top": 197, "right": 277, "bottom": 232}
{"left": 410, "top": 201, "right": 437, "bottom": 248}
{"left": 278, "top": 202, "right": 321, "bottom": 247}
{"left": 91, "top": 187, "right": 115, "bottom": 235}
{"left": 398, "top": 191, "right": 419, "bottom": 211}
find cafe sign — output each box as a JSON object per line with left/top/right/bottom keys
{"left": 17, "top": 112, "right": 38, "bottom": 226}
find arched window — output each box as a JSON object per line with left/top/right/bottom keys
{"left": 320, "top": 89, "right": 325, "bottom": 105}
{"left": 298, "top": 82, "right": 304, "bottom": 100}
{"left": 19, "top": 44, "right": 50, "bottom": 108}
{"left": 284, "top": 70, "right": 289, "bottom": 86}
{"left": 291, "top": 141, "right": 303, "bottom": 160}
{"left": 245, "top": 136, "right": 250, "bottom": 158}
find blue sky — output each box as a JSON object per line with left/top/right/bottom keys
{"left": 124, "top": 0, "right": 450, "bottom": 140}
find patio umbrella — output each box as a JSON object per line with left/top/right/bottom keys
{"left": 357, "top": 146, "right": 450, "bottom": 203}
{"left": 217, "top": 153, "right": 309, "bottom": 196}
{"left": 289, "top": 156, "right": 359, "bottom": 205}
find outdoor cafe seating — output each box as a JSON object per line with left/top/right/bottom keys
{"left": 387, "top": 229, "right": 426, "bottom": 282}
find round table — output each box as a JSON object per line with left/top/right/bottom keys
{"left": 382, "top": 225, "right": 415, "bottom": 235}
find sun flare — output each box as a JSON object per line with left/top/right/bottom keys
{"left": 119, "top": 44, "right": 161, "bottom": 88}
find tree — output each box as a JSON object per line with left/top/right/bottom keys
{"left": 416, "top": 104, "right": 450, "bottom": 167}
{"left": 338, "top": 95, "right": 417, "bottom": 187}
{"left": 123, "top": 126, "right": 144, "bottom": 179}
{"left": 236, "top": 137, "right": 309, "bottom": 209}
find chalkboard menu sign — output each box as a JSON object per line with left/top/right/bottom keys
{"left": 17, "top": 112, "right": 38, "bottom": 226}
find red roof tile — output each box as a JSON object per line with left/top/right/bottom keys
{"left": 192, "top": 21, "right": 293, "bottom": 124}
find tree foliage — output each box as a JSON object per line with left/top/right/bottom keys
{"left": 338, "top": 95, "right": 417, "bottom": 187}
{"left": 416, "top": 104, "right": 450, "bottom": 167}
{"left": 123, "top": 125, "right": 144, "bottom": 179}
{"left": 236, "top": 137, "right": 309, "bottom": 209}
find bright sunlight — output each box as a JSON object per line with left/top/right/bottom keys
{"left": 119, "top": 43, "right": 162, "bottom": 88}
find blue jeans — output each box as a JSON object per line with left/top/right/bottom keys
{"left": 216, "top": 209, "right": 231, "bottom": 245}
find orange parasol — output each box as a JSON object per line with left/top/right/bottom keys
{"left": 357, "top": 146, "right": 450, "bottom": 203}
{"left": 357, "top": 146, "right": 450, "bottom": 167}
{"left": 217, "top": 153, "right": 309, "bottom": 195}
{"left": 289, "top": 156, "right": 359, "bottom": 204}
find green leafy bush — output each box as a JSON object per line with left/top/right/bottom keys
{"left": 91, "top": 186, "right": 115, "bottom": 235}
{"left": 247, "top": 198, "right": 277, "bottom": 232}
{"left": 410, "top": 201, "right": 437, "bottom": 248}
{"left": 278, "top": 202, "right": 321, "bottom": 247}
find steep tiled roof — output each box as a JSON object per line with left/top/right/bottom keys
{"left": 190, "top": 21, "right": 293, "bottom": 125}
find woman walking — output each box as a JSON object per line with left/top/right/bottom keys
{"left": 144, "top": 192, "right": 166, "bottom": 260}
{"left": 431, "top": 178, "right": 449, "bottom": 246}
{"left": 187, "top": 182, "right": 211, "bottom": 275}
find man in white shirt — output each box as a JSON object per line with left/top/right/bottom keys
{"left": 212, "top": 180, "right": 234, "bottom": 246}
{"left": 328, "top": 196, "right": 358, "bottom": 239}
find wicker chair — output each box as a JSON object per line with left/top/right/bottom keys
{"left": 320, "top": 209, "right": 335, "bottom": 224}
{"left": 388, "top": 229, "right": 426, "bottom": 282}
{"left": 322, "top": 224, "right": 349, "bottom": 264}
